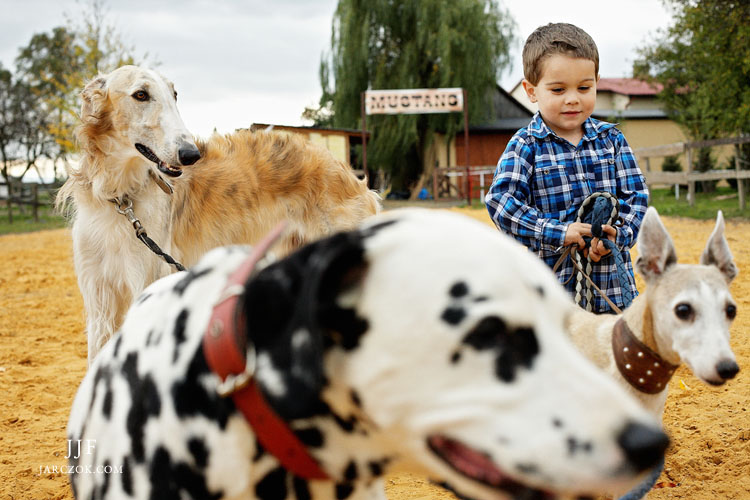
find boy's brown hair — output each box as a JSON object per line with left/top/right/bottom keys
{"left": 522, "top": 23, "right": 599, "bottom": 85}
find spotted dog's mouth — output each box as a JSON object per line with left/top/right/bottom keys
{"left": 135, "top": 143, "right": 182, "bottom": 178}
{"left": 428, "top": 435, "right": 556, "bottom": 500}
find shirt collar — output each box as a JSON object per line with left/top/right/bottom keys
{"left": 528, "top": 111, "right": 617, "bottom": 142}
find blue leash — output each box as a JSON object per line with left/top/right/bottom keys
{"left": 576, "top": 194, "right": 633, "bottom": 311}
{"left": 619, "top": 456, "right": 665, "bottom": 500}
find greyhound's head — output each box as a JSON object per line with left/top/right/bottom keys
{"left": 79, "top": 65, "right": 200, "bottom": 180}
{"left": 243, "top": 209, "right": 668, "bottom": 499}
{"left": 636, "top": 207, "right": 739, "bottom": 385}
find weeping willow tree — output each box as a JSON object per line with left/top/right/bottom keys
{"left": 312, "top": 0, "right": 515, "bottom": 191}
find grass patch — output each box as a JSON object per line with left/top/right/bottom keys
{"left": 0, "top": 185, "right": 69, "bottom": 235}
{"left": 648, "top": 186, "right": 749, "bottom": 219}
{"left": 0, "top": 207, "right": 68, "bottom": 235}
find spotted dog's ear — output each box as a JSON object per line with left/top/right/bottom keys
{"left": 242, "top": 230, "right": 369, "bottom": 419}
{"left": 635, "top": 207, "right": 677, "bottom": 282}
{"left": 80, "top": 75, "right": 107, "bottom": 122}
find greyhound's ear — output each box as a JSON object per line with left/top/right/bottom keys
{"left": 80, "top": 75, "right": 107, "bottom": 121}
{"left": 635, "top": 207, "right": 677, "bottom": 281}
{"left": 700, "top": 210, "right": 738, "bottom": 282}
{"left": 242, "top": 230, "right": 369, "bottom": 419}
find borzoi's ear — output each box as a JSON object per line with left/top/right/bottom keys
{"left": 242, "top": 230, "right": 369, "bottom": 419}
{"left": 635, "top": 207, "right": 677, "bottom": 281}
{"left": 700, "top": 210, "right": 738, "bottom": 282}
{"left": 80, "top": 75, "right": 107, "bottom": 122}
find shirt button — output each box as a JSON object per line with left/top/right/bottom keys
{"left": 544, "top": 168, "right": 550, "bottom": 174}
{"left": 609, "top": 158, "right": 615, "bottom": 164}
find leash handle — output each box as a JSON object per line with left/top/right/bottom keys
{"left": 552, "top": 245, "right": 623, "bottom": 314}
{"left": 568, "top": 249, "right": 623, "bottom": 314}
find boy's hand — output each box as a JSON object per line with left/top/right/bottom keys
{"left": 564, "top": 222, "right": 592, "bottom": 250}
{"left": 588, "top": 224, "right": 617, "bottom": 262}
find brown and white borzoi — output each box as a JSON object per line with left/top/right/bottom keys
{"left": 57, "top": 65, "right": 380, "bottom": 362}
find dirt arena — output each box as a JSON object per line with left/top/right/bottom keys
{"left": 1, "top": 207, "right": 748, "bottom": 500}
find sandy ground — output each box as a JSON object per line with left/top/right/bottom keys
{"left": 1, "top": 207, "right": 748, "bottom": 500}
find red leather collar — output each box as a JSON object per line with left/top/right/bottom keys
{"left": 202, "top": 223, "right": 329, "bottom": 480}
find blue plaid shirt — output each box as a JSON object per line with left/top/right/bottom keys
{"left": 485, "top": 112, "right": 649, "bottom": 313}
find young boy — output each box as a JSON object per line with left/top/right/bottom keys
{"left": 485, "top": 23, "right": 648, "bottom": 313}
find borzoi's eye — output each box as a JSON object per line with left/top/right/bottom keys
{"left": 132, "top": 90, "right": 149, "bottom": 102}
{"left": 173, "top": 91, "right": 178, "bottom": 101}
{"left": 674, "top": 303, "right": 694, "bottom": 321}
{"left": 726, "top": 303, "right": 737, "bottom": 320}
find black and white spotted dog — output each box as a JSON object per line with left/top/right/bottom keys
{"left": 67, "top": 209, "right": 668, "bottom": 500}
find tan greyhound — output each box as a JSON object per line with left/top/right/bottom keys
{"left": 567, "top": 206, "right": 739, "bottom": 416}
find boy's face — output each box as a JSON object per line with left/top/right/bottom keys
{"left": 522, "top": 54, "right": 598, "bottom": 144}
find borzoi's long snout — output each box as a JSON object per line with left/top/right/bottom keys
{"left": 158, "top": 107, "right": 200, "bottom": 168}
{"left": 151, "top": 101, "right": 201, "bottom": 170}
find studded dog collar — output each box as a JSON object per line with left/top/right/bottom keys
{"left": 202, "top": 222, "right": 329, "bottom": 480}
{"left": 611, "top": 318, "right": 679, "bottom": 394}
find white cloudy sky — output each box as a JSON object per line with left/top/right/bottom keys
{"left": 0, "top": 0, "right": 672, "bottom": 138}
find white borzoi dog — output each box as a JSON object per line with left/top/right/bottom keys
{"left": 567, "top": 207, "right": 739, "bottom": 417}
{"left": 57, "top": 65, "right": 380, "bottom": 363}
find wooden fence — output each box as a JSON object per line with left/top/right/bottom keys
{"left": 0, "top": 181, "right": 56, "bottom": 223}
{"left": 433, "top": 166, "right": 495, "bottom": 202}
{"left": 635, "top": 135, "right": 750, "bottom": 209}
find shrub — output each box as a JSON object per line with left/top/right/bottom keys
{"left": 661, "top": 155, "right": 682, "bottom": 172}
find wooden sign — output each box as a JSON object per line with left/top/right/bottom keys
{"left": 364, "top": 88, "right": 464, "bottom": 115}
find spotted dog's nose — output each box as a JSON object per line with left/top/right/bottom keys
{"left": 617, "top": 421, "right": 669, "bottom": 472}
{"left": 178, "top": 143, "right": 201, "bottom": 166}
{"left": 716, "top": 359, "right": 739, "bottom": 381}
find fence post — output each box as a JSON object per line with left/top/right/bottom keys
{"left": 686, "top": 146, "right": 695, "bottom": 207}
{"left": 736, "top": 155, "right": 745, "bottom": 210}
{"left": 7, "top": 179, "right": 13, "bottom": 224}
{"left": 433, "top": 168, "right": 438, "bottom": 201}
{"left": 32, "top": 183, "right": 39, "bottom": 222}
{"left": 643, "top": 157, "right": 653, "bottom": 202}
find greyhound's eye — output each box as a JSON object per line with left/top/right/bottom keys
{"left": 726, "top": 304, "right": 737, "bottom": 320}
{"left": 132, "top": 90, "right": 149, "bottom": 102}
{"left": 674, "top": 303, "right": 694, "bottom": 321}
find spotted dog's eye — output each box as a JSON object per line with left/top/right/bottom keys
{"left": 726, "top": 304, "right": 737, "bottom": 320}
{"left": 674, "top": 303, "right": 694, "bottom": 321}
{"left": 132, "top": 90, "right": 149, "bottom": 102}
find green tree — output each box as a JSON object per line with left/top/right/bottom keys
{"left": 0, "top": 63, "right": 15, "bottom": 181}
{"left": 13, "top": 80, "right": 57, "bottom": 182}
{"left": 0, "top": 66, "right": 55, "bottom": 184}
{"left": 633, "top": 0, "right": 750, "bottom": 140}
{"left": 315, "top": 0, "right": 515, "bottom": 190}
{"left": 12, "top": 0, "right": 143, "bottom": 181}
{"left": 15, "top": 26, "right": 82, "bottom": 167}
